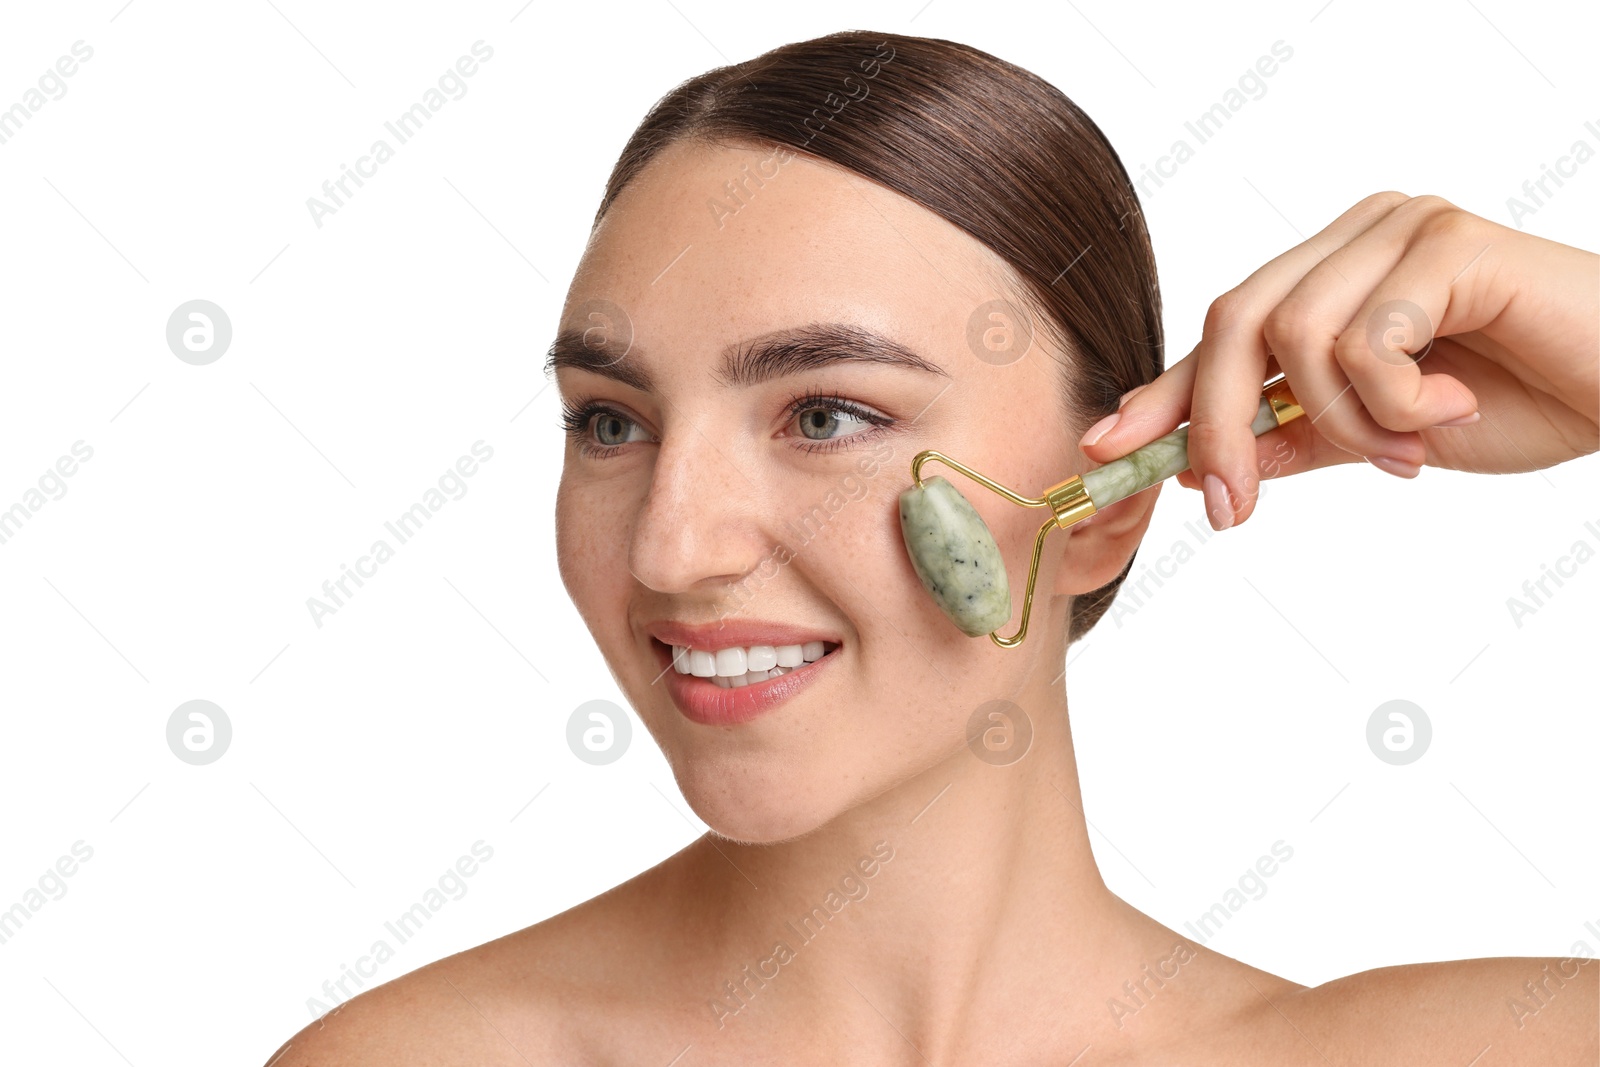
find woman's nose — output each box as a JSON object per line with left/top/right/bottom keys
{"left": 626, "top": 430, "right": 769, "bottom": 596}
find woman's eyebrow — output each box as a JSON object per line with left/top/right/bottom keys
{"left": 543, "top": 321, "right": 951, "bottom": 392}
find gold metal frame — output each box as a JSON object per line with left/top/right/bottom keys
{"left": 909, "top": 452, "right": 1093, "bottom": 649}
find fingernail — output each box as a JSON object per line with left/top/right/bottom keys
{"left": 1368, "top": 455, "right": 1422, "bottom": 478}
{"left": 1203, "top": 473, "right": 1233, "bottom": 531}
{"left": 1117, "top": 385, "right": 1147, "bottom": 409}
{"left": 1081, "top": 411, "right": 1120, "bottom": 447}
{"left": 1432, "top": 411, "right": 1480, "bottom": 428}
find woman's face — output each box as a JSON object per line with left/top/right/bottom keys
{"left": 554, "top": 140, "right": 1120, "bottom": 843}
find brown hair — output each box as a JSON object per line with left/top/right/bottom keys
{"left": 593, "top": 30, "right": 1163, "bottom": 647}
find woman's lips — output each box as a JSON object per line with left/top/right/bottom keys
{"left": 652, "top": 638, "right": 838, "bottom": 727}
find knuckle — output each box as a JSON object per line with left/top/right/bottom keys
{"left": 1408, "top": 192, "right": 1456, "bottom": 212}
{"left": 1184, "top": 410, "right": 1232, "bottom": 455}
{"left": 1391, "top": 193, "right": 1457, "bottom": 229}
{"left": 1333, "top": 321, "right": 1374, "bottom": 362}
{"left": 1332, "top": 341, "right": 1413, "bottom": 430}
{"left": 1351, "top": 189, "right": 1411, "bottom": 220}
{"left": 1202, "top": 290, "right": 1250, "bottom": 339}
{"left": 1415, "top": 203, "right": 1478, "bottom": 244}
{"left": 1262, "top": 297, "right": 1319, "bottom": 354}
{"left": 1368, "top": 189, "right": 1412, "bottom": 210}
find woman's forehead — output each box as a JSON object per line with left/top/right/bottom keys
{"left": 575, "top": 141, "right": 1008, "bottom": 322}
{"left": 560, "top": 148, "right": 1048, "bottom": 401}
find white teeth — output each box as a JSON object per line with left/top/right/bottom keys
{"left": 669, "top": 640, "right": 836, "bottom": 683}
{"left": 713, "top": 647, "right": 747, "bottom": 677}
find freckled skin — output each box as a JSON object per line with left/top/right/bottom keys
{"left": 263, "top": 142, "right": 1599, "bottom": 1067}
{"left": 550, "top": 140, "right": 1121, "bottom": 849}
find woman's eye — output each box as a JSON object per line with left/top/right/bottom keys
{"left": 560, "top": 394, "right": 891, "bottom": 457}
{"left": 793, "top": 403, "right": 874, "bottom": 441}
{"left": 784, "top": 395, "right": 892, "bottom": 451}
{"left": 593, "top": 410, "right": 648, "bottom": 447}
{"left": 559, "top": 401, "right": 651, "bottom": 454}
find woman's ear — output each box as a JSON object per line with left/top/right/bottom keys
{"left": 1049, "top": 482, "right": 1162, "bottom": 596}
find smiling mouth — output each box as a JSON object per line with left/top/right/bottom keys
{"left": 652, "top": 638, "right": 841, "bottom": 688}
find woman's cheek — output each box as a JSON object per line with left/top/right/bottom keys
{"left": 554, "top": 478, "right": 613, "bottom": 620}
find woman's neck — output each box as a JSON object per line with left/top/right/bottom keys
{"left": 670, "top": 688, "right": 1175, "bottom": 1062}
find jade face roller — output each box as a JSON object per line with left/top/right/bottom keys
{"left": 897, "top": 376, "right": 1304, "bottom": 648}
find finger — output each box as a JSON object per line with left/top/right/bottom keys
{"left": 1176, "top": 416, "right": 1368, "bottom": 491}
{"left": 1078, "top": 195, "right": 1393, "bottom": 465}
{"left": 1263, "top": 196, "right": 1479, "bottom": 465}
{"left": 1334, "top": 229, "right": 1485, "bottom": 433}
{"left": 1079, "top": 349, "right": 1198, "bottom": 460}
{"left": 1152, "top": 193, "right": 1414, "bottom": 527}
{"left": 1125, "top": 355, "right": 1373, "bottom": 503}
{"left": 1082, "top": 346, "right": 1276, "bottom": 459}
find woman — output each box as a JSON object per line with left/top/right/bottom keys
{"left": 269, "top": 30, "right": 1598, "bottom": 1064}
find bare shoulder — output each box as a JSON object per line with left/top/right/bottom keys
{"left": 1262, "top": 955, "right": 1599, "bottom": 1065}
{"left": 259, "top": 935, "right": 579, "bottom": 1067}
{"left": 261, "top": 850, "right": 699, "bottom": 1066}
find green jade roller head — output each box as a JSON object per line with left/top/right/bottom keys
{"left": 897, "top": 376, "right": 1304, "bottom": 648}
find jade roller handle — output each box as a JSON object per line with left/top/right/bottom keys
{"left": 1080, "top": 386, "right": 1302, "bottom": 510}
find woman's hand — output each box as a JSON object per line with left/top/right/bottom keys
{"left": 1079, "top": 192, "right": 1600, "bottom": 530}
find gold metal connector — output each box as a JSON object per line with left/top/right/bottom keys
{"left": 1263, "top": 376, "right": 1303, "bottom": 426}
{"left": 1043, "top": 475, "right": 1096, "bottom": 529}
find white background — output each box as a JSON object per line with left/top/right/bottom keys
{"left": 0, "top": 0, "right": 1595, "bottom": 1062}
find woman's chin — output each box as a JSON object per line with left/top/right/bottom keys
{"left": 675, "top": 775, "right": 848, "bottom": 846}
